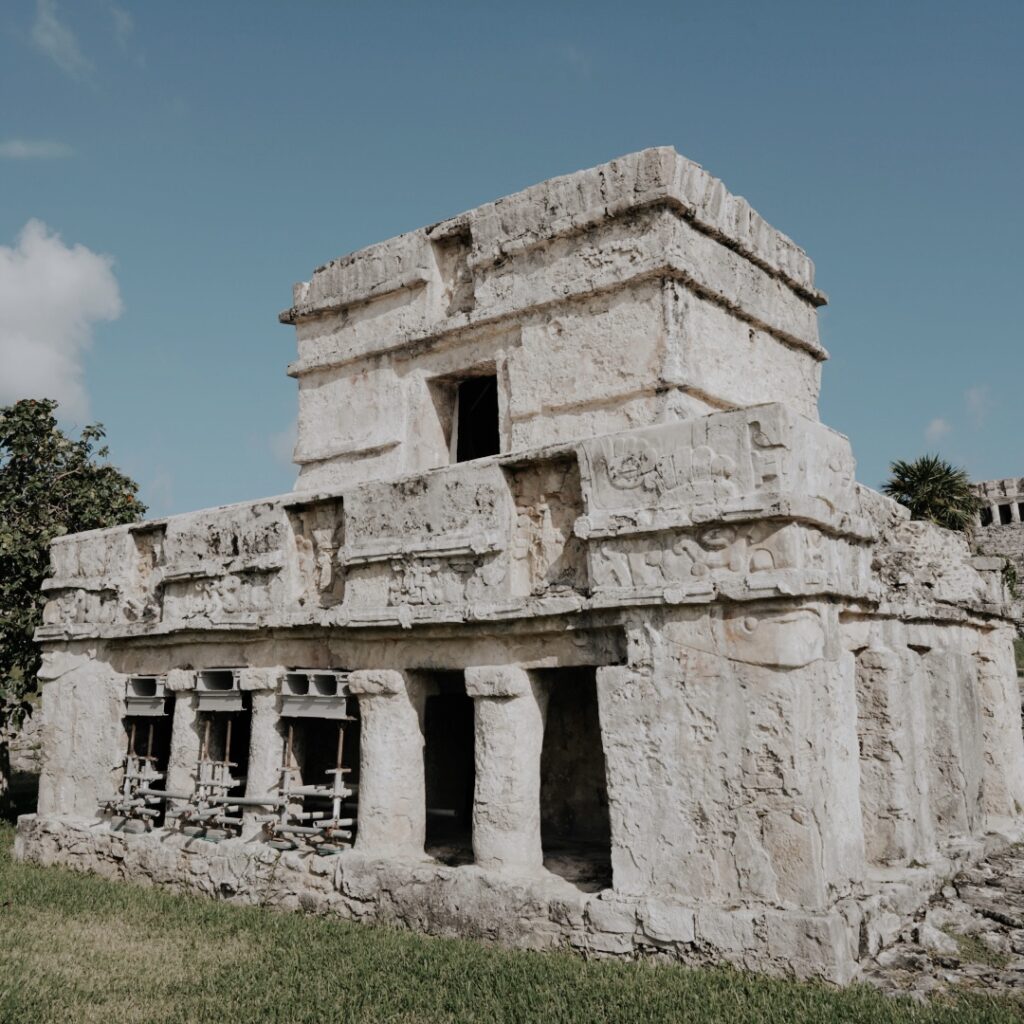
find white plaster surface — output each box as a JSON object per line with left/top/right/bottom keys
{"left": 18, "top": 148, "right": 1024, "bottom": 983}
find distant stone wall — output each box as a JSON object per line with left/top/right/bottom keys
{"left": 972, "top": 478, "right": 1024, "bottom": 594}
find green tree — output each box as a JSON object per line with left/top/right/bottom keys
{"left": 0, "top": 399, "right": 145, "bottom": 814}
{"left": 882, "top": 453, "right": 979, "bottom": 532}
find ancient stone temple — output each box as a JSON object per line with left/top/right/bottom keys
{"left": 973, "top": 477, "right": 1024, "bottom": 583}
{"left": 15, "top": 148, "right": 1024, "bottom": 982}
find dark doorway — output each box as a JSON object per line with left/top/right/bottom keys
{"left": 279, "top": 709, "right": 360, "bottom": 838}
{"left": 423, "top": 672, "right": 476, "bottom": 864}
{"left": 538, "top": 668, "right": 612, "bottom": 891}
{"left": 197, "top": 701, "right": 251, "bottom": 803}
{"left": 122, "top": 710, "right": 173, "bottom": 825}
{"left": 454, "top": 375, "right": 500, "bottom": 463}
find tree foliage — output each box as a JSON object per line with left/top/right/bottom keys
{"left": 882, "top": 454, "right": 979, "bottom": 532}
{"left": 0, "top": 399, "right": 146, "bottom": 740}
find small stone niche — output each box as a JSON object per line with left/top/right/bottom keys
{"left": 196, "top": 669, "right": 244, "bottom": 712}
{"left": 279, "top": 670, "right": 350, "bottom": 719}
{"left": 431, "top": 228, "right": 476, "bottom": 317}
{"left": 506, "top": 457, "right": 588, "bottom": 596}
{"left": 125, "top": 675, "right": 168, "bottom": 716}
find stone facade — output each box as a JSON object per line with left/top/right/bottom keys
{"left": 15, "top": 148, "right": 1024, "bottom": 984}
{"left": 972, "top": 477, "right": 1024, "bottom": 584}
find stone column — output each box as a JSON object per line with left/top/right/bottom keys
{"left": 854, "top": 644, "right": 933, "bottom": 865}
{"left": 242, "top": 680, "right": 284, "bottom": 838}
{"left": 164, "top": 671, "right": 200, "bottom": 819}
{"left": 991, "top": 504, "right": 1001, "bottom": 526}
{"left": 347, "top": 669, "right": 427, "bottom": 857}
{"left": 1012, "top": 503, "right": 1022, "bottom": 524}
{"left": 976, "top": 627, "right": 1024, "bottom": 824}
{"left": 464, "top": 665, "right": 548, "bottom": 874}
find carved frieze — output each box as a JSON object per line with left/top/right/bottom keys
{"left": 576, "top": 404, "right": 859, "bottom": 530}
{"left": 343, "top": 462, "right": 511, "bottom": 564}
{"left": 589, "top": 521, "right": 869, "bottom": 601}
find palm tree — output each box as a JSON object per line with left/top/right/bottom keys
{"left": 882, "top": 454, "right": 979, "bottom": 532}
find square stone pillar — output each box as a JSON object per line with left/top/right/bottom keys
{"left": 164, "top": 672, "right": 199, "bottom": 819}
{"left": 242, "top": 677, "right": 285, "bottom": 838}
{"left": 464, "top": 666, "right": 548, "bottom": 874}
{"left": 977, "top": 627, "right": 1024, "bottom": 824}
{"left": 347, "top": 670, "right": 427, "bottom": 857}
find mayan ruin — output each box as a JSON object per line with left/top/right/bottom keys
{"left": 13, "top": 147, "right": 1024, "bottom": 984}
{"left": 973, "top": 477, "right": 1024, "bottom": 583}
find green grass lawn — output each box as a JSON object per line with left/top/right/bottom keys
{"left": 1, "top": 823, "right": 1022, "bottom": 1024}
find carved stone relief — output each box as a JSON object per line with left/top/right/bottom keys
{"left": 506, "top": 457, "right": 587, "bottom": 596}
{"left": 287, "top": 499, "right": 345, "bottom": 608}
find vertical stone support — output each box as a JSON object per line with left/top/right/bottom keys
{"left": 164, "top": 670, "right": 200, "bottom": 817}
{"left": 347, "top": 669, "right": 426, "bottom": 857}
{"left": 464, "top": 666, "right": 548, "bottom": 874}
{"left": 242, "top": 673, "right": 284, "bottom": 838}
{"left": 36, "top": 650, "right": 126, "bottom": 818}
{"left": 976, "top": 627, "right": 1024, "bottom": 824}
{"left": 854, "top": 644, "right": 933, "bottom": 865}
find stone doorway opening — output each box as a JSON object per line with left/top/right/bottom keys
{"left": 178, "top": 683, "right": 252, "bottom": 838}
{"left": 274, "top": 711, "right": 360, "bottom": 851}
{"left": 539, "top": 667, "right": 612, "bottom": 891}
{"left": 423, "top": 672, "right": 476, "bottom": 864}
{"left": 120, "top": 708, "right": 173, "bottom": 827}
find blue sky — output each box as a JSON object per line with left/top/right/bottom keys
{"left": 1, "top": 0, "right": 1021, "bottom": 517}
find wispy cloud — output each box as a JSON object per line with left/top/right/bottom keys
{"left": 0, "top": 139, "right": 73, "bottom": 159}
{"left": 925, "top": 417, "right": 951, "bottom": 444}
{"left": 32, "top": 0, "right": 92, "bottom": 79}
{"left": 965, "top": 385, "right": 991, "bottom": 427}
{"left": 561, "top": 43, "right": 593, "bottom": 79}
{"left": 0, "top": 220, "right": 122, "bottom": 421}
{"left": 270, "top": 419, "right": 298, "bottom": 467}
{"left": 110, "top": 3, "right": 133, "bottom": 47}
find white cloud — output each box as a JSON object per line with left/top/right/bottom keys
{"left": 561, "top": 43, "right": 593, "bottom": 79}
{"left": 110, "top": 3, "right": 133, "bottom": 48}
{"left": 0, "top": 220, "right": 122, "bottom": 421}
{"left": 0, "top": 139, "right": 72, "bottom": 159}
{"left": 270, "top": 419, "right": 297, "bottom": 467}
{"left": 924, "top": 417, "right": 951, "bottom": 444}
{"left": 965, "top": 385, "right": 990, "bottom": 426}
{"left": 32, "top": 0, "right": 92, "bottom": 78}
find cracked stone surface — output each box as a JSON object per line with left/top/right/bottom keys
{"left": 16, "top": 148, "right": 1024, "bottom": 984}
{"left": 864, "top": 839, "right": 1024, "bottom": 1000}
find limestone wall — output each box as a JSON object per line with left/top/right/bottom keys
{"left": 281, "top": 149, "right": 827, "bottom": 491}
{"left": 17, "top": 150, "right": 1024, "bottom": 984}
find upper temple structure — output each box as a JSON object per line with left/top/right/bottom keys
{"left": 15, "top": 148, "right": 1024, "bottom": 983}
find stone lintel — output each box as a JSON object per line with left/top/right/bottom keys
{"left": 165, "top": 668, "right": 195, "bottom": 692}
{"left": 347, "top": 669, "right": 408, "bottom": 697}
{"left": 464, "top": 665, "right": 532, "bottom": 699}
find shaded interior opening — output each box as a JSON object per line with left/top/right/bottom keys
{"left": 128, "top": 676, "right": 159, "bottom": 698}
{"left": 1019, "top": 503, "right": 1024, "bottom": 522}
{"left": 423, "top": 672, "right": 475, "bottom": 864}
{"left": 197, "top": 698, "right": 251, "bottom": 803}
{"left": 980, "top": 506, "right": 994, "bottom": 527}
{"left": 999, "top": 504, "right": 1014, "bottom": 525}
{"left": 454, "top": 375, "right": 500, "bottom": 463}
{"left": 123, "top": 710, "right": 173, "bottom": 826}
{"left": 198, "top": 670, "right": 236, "bottom": 692}
{"left": 538, "top": 667, "right": 612, "bottom": 892}
{"left": 279, "top": 707, "right": 361, "bottom": 833}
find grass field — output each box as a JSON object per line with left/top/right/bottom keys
{"left": 1, "top": 823, "right": 1023, "bottom": 1024}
